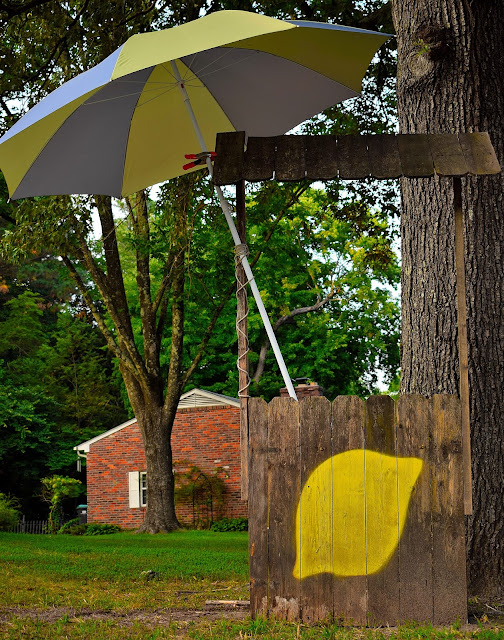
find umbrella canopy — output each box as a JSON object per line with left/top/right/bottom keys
{"left": 0, "top": 10, "right": 389, "bottom": 200}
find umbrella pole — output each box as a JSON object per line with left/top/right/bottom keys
{"left": 171, "top": 62, "right": 297, "bottom": 401}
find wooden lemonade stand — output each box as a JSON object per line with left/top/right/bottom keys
{"left": 213, "top": 132, "right": 500, "bottom": 625}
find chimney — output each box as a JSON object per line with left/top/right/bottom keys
{"left": 279, "top": 380, "right": 325, "bottom": 400}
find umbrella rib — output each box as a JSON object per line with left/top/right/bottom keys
{"left": 186, "top": 52, "right": 260, "bottom": 84}
{"left": 135, "top": 84, "right": 180, "bottom": 108}
{"left": 85, "top": 84, "right": 177, "bottom": 106}
{"left": 181, "top": 47, "right": 235, "bottom": 79}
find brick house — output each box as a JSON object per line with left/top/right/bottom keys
{"left": 74, "top": 388, "right": 247, "bottom": 529}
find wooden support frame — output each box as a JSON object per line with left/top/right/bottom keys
{"left": 453, "top": 177, "right": 473, "bottom": 515}
{"left": 216, "top": 131, "right": 501, "bottom": 516}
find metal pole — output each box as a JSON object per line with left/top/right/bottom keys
{"left": 171, "top": 61, "right": 297, "bottom": 400}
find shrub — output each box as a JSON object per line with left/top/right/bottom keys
{"left": 41, "top": 475, "right": 83, "bottom": 533}
{"left": 0, "top": 493, "right": 20, "bottom": 531}
{"left": 58, "top": 518, "right": 86, "bottom": 535}
{"left": 84, "top": 522, "right": 121, "bottom": 536}
{"left": 210, "top": 517, "right": 248, "bottom": 532}
{"left": 58, "top": 520, "right": 121, "bottom": 535}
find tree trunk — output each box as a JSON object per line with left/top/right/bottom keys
{"left": 120, "top": 368, "right": 180, "bottom": 533}
{"left": 138, "top": 406, "right": 179, "bottom": 533}
{"left": 392, "top": 0, "right": 504, "bottom": 596}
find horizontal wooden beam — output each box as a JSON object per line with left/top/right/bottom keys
{"left": 213, "top": 132, "right": 501, "bottom": 185}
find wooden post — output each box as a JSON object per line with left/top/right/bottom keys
{"left": 453, "top": 177, "right": 473, "bottom": 515}
{"left": 236, "top": 179, "right": 250, "bottom": 501}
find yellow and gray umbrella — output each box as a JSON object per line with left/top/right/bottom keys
{"left": 0, "top": 10, "right": 390, "bottom": 397}
{"left": 0, "top": 10, "right": 389, "bottom": 199}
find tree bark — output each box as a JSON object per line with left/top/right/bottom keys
{"left": 391, "top": 0, "right": 504, "bottom": 596}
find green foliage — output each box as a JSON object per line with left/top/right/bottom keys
{"left": 57, "top": 518, "right": 81, "bottom": 534}
{"left": 210, "top": 517, "right": 248, "bottom": 532}
{"left": 41, "top": 475, "right": 83, "bottom": 533}
{"left": 0, "top": 493, "right": 20, "bottom": 531}
{"left": 174, "top": 462, "right": 226, "bottom": 529}
{"left": 0, "top": 262, "right": 128, "bottom": 514}
{"left": 58, "top": 520, "right": 121, "bottom": 535}
{"left": 0, "top": 0, "right": 400, "bottom": 530}
{"left": 84, "top": 522, "right": 121, "bottom": 536}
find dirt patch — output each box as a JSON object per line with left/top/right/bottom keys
{"left": 0, "top": 603, "right": 249, "bottom": 626}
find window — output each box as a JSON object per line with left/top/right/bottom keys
{"left": 128, "top": 471, "right": 147, "bottom": 508}
{"left": 140, "top": 471, "right": 147, "bottom": 507}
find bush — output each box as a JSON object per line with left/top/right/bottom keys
{"left": 210, "top": 517, "right": 248, "bottom": 532}
{"left": 58, "top": 518, "right": 85, "bottom": 535}
{"left": 84, "top": 522, "right": 121, "bottom": 536}
{"left": 58, "top": 520, "right": 121, "bottom": 536}
{"left": 0, "top": 493, "right": 20, "bottom": 531}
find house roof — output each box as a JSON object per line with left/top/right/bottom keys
{"left": 74, "top": 388, "right": 240, "bottom": 453}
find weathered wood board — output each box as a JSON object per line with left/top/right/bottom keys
{"left": 248, "top": 394, "right": 467, "bottom": 626}
{"left": 213, "top": 132, "right": 501, "bottom": 185}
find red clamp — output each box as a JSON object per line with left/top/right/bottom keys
{"left": 183, "top": 151, "right": 217, "bottom": 171}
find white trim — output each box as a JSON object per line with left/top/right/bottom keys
{"left": 73, "top": 418, "right": 137, "bottom": 453}
{"left": 74, "top": 388, "right": 239, "bottom": 452}
{"left": 178, "top": 388, "right": 240, "bottom": 409}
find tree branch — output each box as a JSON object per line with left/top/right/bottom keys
{"left": 0, "top": 211, "right": 16, "bottom": 225}
{"left": 72, "top": 215, "right": 148, "bottom": 384}
{"left": 249, "top": 184, "right": 310, "bottom": 270}
{"left": 181, "top": 280, "right": 236, "bottom": 388}
{"left": 0, "top": 0, "right": 54, "bottom": 19}
{"left": 116, "top": 1, "right": 156, "bottom": 27}
{"left": 61, "top": 255, "right": 139, "bottom": 378}
{"left": 125, "top": 192, "right": 159, "bottom": 377}
{"left": 252, "top": 285, "right": 338, "bottom": 384}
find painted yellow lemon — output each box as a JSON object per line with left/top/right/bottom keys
{"left": 292, "top": 449, "right": 423, "bottom": 579}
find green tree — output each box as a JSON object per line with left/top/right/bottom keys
{"left": 41, "top": 475, "right": 83, "bottom": 533}
{"left": 0, "top": 282, "right": 128, "bottom": 514}
{"left": 0, "top": 1, "right": 397, "bottom": 533}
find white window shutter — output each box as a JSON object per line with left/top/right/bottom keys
{"left": 128, "top": 471, "right": 140, "bottom": 508}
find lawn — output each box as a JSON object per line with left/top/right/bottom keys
{"left": 0, "top": 531, "right": 503, "bottom": 640}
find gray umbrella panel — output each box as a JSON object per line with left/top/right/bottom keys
{"left": 180, "top": 47, "right": 358, "bottom": 136}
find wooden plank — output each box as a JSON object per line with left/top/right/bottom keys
{"left": 365, "top": 395, "right": 399, "bottom": 627}
{"left": 248, "top": 397, "right": 269, "bottom": 618}
{"left": 429, "top": 134, "right": 469, "bottom": 176}
{"left": 240, "top": 398, "right": 249, "bottom": 501}
{"left": 244, "top": 137, "right": 275, "bottom": 181}
{"left": 305, "top": 135, "right": 338, "bottom": 180}
{"left": 367, "top": 135, "right": 402, "bottom": 179}
{"left": 336, "top": 135, "right": 370, "bottom": 179}
{"left": 213, "top": 131, "right": 245, "bottom": 185}
{"left": 332, "top": 396, "right": 367, "bottom": 626}
{"left": 431, "top": 395, "right": 467, "bottom": 625}
{"left": 275, "top": 136, "right": 306, "bottom": 181}
{"left": 396, "top": 394, "right": 433, "bottom": 623}
{"left": 397, "top": 134, "right": 434, "bottom": 177}
{"left": 298, "top": 396, "right": 333, "bottom": 623}
{"left": 458, "top": 132, "right": 501, "bottom": 175}
{"left": 453, "top": 178, "right": 473, "bottom": 515}
{"left": 267, "top": 397, "right": 300, "bottom": 620}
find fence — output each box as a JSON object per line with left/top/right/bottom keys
{"left": 247, "top": 394, "right": 467, "bottom": 626}
{"left": 11, "top": 518, "right": 49, "bottom": 534}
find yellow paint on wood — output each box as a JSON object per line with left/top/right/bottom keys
{"left": 293, "top": 449, "right": 423, "bottom": 580}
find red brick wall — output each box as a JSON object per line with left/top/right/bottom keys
{"left": 87, "top": 404, "right": 247, "bottom": 528}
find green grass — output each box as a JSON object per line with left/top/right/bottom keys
{"left": 1, "top": 532, "right": 503, "bottom": 640}
{"left": 0, "top": 530, "right": 249, "bottom": 610}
